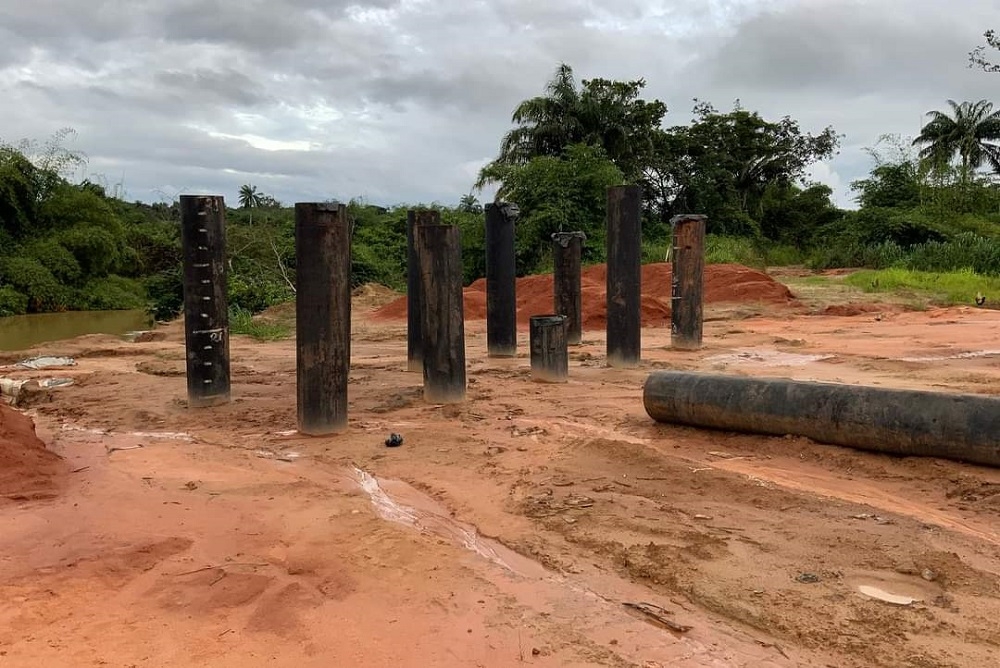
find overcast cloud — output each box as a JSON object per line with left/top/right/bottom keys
{"left": 0, "top": 0, "right": 996, "bottom": 209}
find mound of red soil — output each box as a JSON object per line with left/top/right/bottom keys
{"left": 1, "top": 404, "right": 65, "bottom": 501}
{"left": 373, "top": 262, "right": 794, "bottom": 328}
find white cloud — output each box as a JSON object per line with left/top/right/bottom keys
{"left": 0, "top": 0, "right": 996, "bottom": 209}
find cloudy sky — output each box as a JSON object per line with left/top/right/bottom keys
{"left": 1, "top": 0, "right": 996, "bottom": 210}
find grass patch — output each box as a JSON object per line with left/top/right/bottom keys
{"left": 705, "top": 236, "right": 766, "bottom": 269}
{"left": 642, "top": 236, "right": 805, "bottom": 269}
{"left": 843, "top": 268, "right": 1000, "bottom": 306}
{"left": 229, "top": 305, "right": 292, "bottom": 341}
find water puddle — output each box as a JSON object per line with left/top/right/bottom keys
{"left": 350, "top": 467, "right": 547, "bottom": 577}
{"left": 706, "top": 348, "right": 834, "bottom": 368}
{"left": 857, "top": 585, "right": 919, "bottom": 606}
{"left": 58, "top": 424, "right": 194, "bottom": 442}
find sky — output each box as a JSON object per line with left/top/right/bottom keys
{"left": 0, "top": 0, "right": 996, "bottom": 210}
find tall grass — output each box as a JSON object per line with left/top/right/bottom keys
{"left": 843, "top": 267, "right": 1000, "bottom": 305}
{"left": 641, "top": 236, "right": 804, "bottom": 269}
{"left": 229, "top": 306, "right": 291, "bottom": 341}
{"left": 809, "top": 233, "right": 1000, "bottom": 275}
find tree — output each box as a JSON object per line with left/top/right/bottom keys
{"left": 238, "top": 184, "right": 263, "bottom": 224}
{"left": 912, "top": 100, "right": 1000, "bottom": 183}
{"left": 646, "top": 101, "right": 840, "bottom": 236}
{"left": 850, "top": 135, "right": 923, "bottom": 210}
{"left": 476, "top": 63, "right": 667, "bottom": 187}
{"left": 970, "top": 30, "right": 1000, "bottom": 73}
{"left": 479, "top": 143, "right": 624, "bottom": 272}
{"left": 0, "top": 146, "right": 41, "bottom": 239}
{"left": 458, "top": 193, "right": 482, "bottom": 214}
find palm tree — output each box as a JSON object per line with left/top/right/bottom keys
{"left": 912, "top": 100, "right": 1000, "bottom": 182}
{"left": 238, "top": 184, "right": 263, "bottom": 224}
{"left": 496, "top": 64, "right": 583, "bottom": 166}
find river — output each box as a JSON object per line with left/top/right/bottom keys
{"left": 0, "top": 310, "right": 153, "bottom": 352}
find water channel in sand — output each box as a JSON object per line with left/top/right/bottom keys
{"left": 348, "top": 465, "right": 794, "bottom": 667}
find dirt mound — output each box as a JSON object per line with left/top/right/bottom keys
{"left": 351, "top": 283, "right": 402, "bottom": 310}
{"left": 0, "top": 404, "right": 65, "bottom": 501}
{"left": 373, "top": 262, "right": 794, "bottom": 328}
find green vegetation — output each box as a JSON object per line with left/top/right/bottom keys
{"left": 228, "top": 306, "right": 291, "bottom": 341}
{"left": 3, "top": 52, "right": 1000, "bottom": 323}
{"left": 843, "top": 268, "right": 1000, "bottom": 306}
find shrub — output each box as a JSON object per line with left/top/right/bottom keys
{"left": 229, "top": 305, "right": 290, "bottom": 341}
{"left": 144, "top": 268, "right": 184, "bottom": 321}
{"left": 75, "top": 275, "right": 147, "bottom": 310}
{"left": 227, "top": 272, "right": 291, "bottom": 313}
{"left": 126, "top": 221, "right": 182, "bottom": 275}
{"left": 0, "top": 285, "right": 28, "bottom": 316}
{"left": 0, "top": 256, "right": 67, "bottom": 311}
{"left": 58, "top": 225, "right": 124, "bottom": 277}
{"left": 23, "top": 238, "right": 82, "bottom": 285}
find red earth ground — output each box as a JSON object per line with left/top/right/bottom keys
{"left": 2, "top": 265, "right": 999, "bottom": 667}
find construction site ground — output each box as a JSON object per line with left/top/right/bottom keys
{"left": 2, "top": 267, "right": 999, "bottom": 667}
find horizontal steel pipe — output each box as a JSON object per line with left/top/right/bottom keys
{"left": 643, "top": 371, "right": 1000, "bottom": 468}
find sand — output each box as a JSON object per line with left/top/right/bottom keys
{"left": 0, "top": 403, "right": 65, "bottom": 502}
{"left": 373, "top": 262, "right": 796, "bottom": 327}
{"left": 1, "top": 277, "right": 1000, "bottom": 667}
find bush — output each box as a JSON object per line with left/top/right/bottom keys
{"left": 75, "top": 275, "right": 147, "bottom": 310}
{"left": 58, "top": 225, "right": 124, "bottom": 277}
{"left": 0, "top": 256, "right": 67, "bottom": 311}
{"left": 144, "top": 268, "right": 184, "bottom": 321}
{"left": 352, "top": 243, "right": 405, "bottom": 290}
{"left": 0, "top": 285, "right": 28, "bottom": 316}
{"left": 840, "top": 208, "right": 948, "bottom": 247}
{"left": 23, "top": 238, "right": 82, "bottom": 285}
{"left": 229, "top": 305, "right": 290, "bottom": 341}
{"left": 126, "top": 221, "right": 182, "bottom": 275}
{"left": 227, "top": 272, "right": 291, "bottom": 313}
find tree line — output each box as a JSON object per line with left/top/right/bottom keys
{"left": 2, "top": 40, "right": 999, "bottom": 319}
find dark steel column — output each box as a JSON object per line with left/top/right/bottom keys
{"left": 180, "top": 195, "right": 230, "bottom": 407}
{"left": 295, "top": 202, "right": 352, "bottom": 435}
{"left": 415, "top": 224, "right": 466, "bottom": 403}
{"left": 606, "top": 185, "right": 642, "bottom": 368}
{"left": 407, "top": 209, "right": 440, "bottom": 372}
{"left": 529, "top": 315, "right": 569, "bottom": 383}
{"left": 670, "top": 214, "right": 707, "bottom": 350}
{"left": 552, "top": 231, "right": 585, "bottom": 345}
{"left": 485, "top": 202, "right": 518, "bottom": 357}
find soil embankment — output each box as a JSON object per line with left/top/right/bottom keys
{"left": 0, "top": 404, "right": 64, "bottom": 501}
{"left": 374, "top": 262, "right": 795, "bottom": 327}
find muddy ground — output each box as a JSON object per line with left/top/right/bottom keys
{"left": 1, "top": 285, "right": 1000, "bottom": 667}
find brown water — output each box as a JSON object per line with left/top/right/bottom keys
{"left": 0, "top": 309, "right": 152, "bottom": 351}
